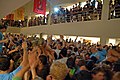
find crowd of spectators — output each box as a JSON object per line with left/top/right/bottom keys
{"left": 23, "top": 0, "right": 103, "bottom": 27}
{"left": 0, "top": 19, "right": 28, "bottom": 27}
{"left": 1, "top": 15, "right": 48, "bottom": 27}
{"left": 51, "top": 0, "right": 102, "bottom": 24}
{"left": 109, "top": 0, "right": 120, "bottom": 19}
{"left": 2, "top": 0, "right": 120, "bottom": 28}
{"left": 28, "top": 15, "right": 48, "bottom": 27}
{"left": 0, "top": 23, "right": 120, "bottom": 80}
{"left": 28, "top": 0, "right": 103, "bottom": 27}
{"left": 1, "top": 0, "right": 103, "bottom": 27}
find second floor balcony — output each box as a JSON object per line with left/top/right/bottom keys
{"left": 0, "top": 0, "right": 120, "bottom": 28}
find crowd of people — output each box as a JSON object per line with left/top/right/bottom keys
{"left": 1, "top": 0, "right": 103, "bottom": 27}
{"left": 109, "top": 0, "right": 120, "bottom": 19}
{"left": 28, "top": 15, "right": 48, "bottom": 27}
{"left": 0, "top": 19, "right": 28, "bottom": 27}
{"left": 1, "top": 15, "right": 48, "bottom": 28}
{"left": 2, "top": 0, "right": 120, "bottom": 28}
{"left": 28, "top": 0, "right": 103, "bottom": 26}
{"left": 0, "top": 23, "right": 120, "bottom": 80}
{"left": 51, "top": 0, "right": 102, "bottom": 24}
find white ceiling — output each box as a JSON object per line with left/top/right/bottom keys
{"left": 0, "top": 0, "right": 31, "bottom": 19}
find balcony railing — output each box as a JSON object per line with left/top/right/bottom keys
{"left": 2, "top": 9, "right": 102, "bottom": 27}
{"left": 3, "top": 1, "right": 120, "bottom": 27}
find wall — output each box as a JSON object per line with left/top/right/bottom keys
{"left": 20, "top": 19, "right": 120, "bottom": 38}
{"left": 7, "top": 27, "right": 21, "bottom": 33}
{"left": 0, "top": 0, "right": 31, "bottom": 19}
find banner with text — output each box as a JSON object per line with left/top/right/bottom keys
{"left": 33, "top": 0, "right": 46, "bottom": 15}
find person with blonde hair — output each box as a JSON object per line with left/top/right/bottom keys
{"left": 46, "top": 61, "right": 68, "bottom": 80}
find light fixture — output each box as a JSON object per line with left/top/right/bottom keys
{"left": 54, "top": 7, "right": 59, "bottom": 12}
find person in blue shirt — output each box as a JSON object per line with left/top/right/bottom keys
{"left": 90, "top": 47, "right": 98, "bottom": 59}
{"left": 90, "top": 46, "right": 106, "bottom": 63}
{"left": 0, "top": 56, "right": 22, "bottom": 80}
{"left": 0, "top": 24, "right": 8, "bottom": 54}
{"left": 96, "top": 45, "right": 107, "bottom": 62}
{"left": 0, "top": 42, "right": 29, "bottom": 80}
{"left": 0, "top": 31, "right": 3, "bottom": 53}
{"left": 97, "top": 51, "right": 105, "bottom": 62}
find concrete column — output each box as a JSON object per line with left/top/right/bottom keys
{"left": 101, "top": 0, "right": 110, "bottom": 21}
{"left": 115, "top": 38, "right": 120, "bottom": 45}
{"left": 100, "top": 36, "right": 109, "bottom": 45}
{"left": 27, "top": 16, "right": 31, "bottom": 27}
{"left": 47, "top": 0, "right": 53, "bottom": 25}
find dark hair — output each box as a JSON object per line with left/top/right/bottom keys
{"left": 73, "top": 70, "right": 92, "bottom": 80}
{"left": 59, "top": 42, "right": 63, "bottom": 46}
{"left": 91, "top": 56, "right": 98, "bottom": 63}
{"left": 102, "top": 61, "right": 112, "bottom": 68}
{"left": 39, "top": 55, "right": 48, "bottom": 65}
{"left": 113, "top": 59, "right": 120, "bottom": 72}
{"left": 9, "top": 51, "right": 21, "bottom": 62}
{"left": 77, "top": 59, "right": 86, "bottom": 67}
{"left": 75, "top": 56, "right": 82, "bottom": 59}
{"left": 103, "top": 45, "right": 107, "bottom": 48}
{"left": 112, "top": 46, "right": 117, "bottom": 49}
{"left": 0, "top": 24, "right": 7, "bottom": 29}
{"left": 59, "top": 47, "right": 67, "bottom": 59}
{"left": 86, "top": 60, "right": 95, "bottom": 71}
{"left": 0, "top": 56, "right": 10, "bottom": 71}
{"left": 91, "top": 67, "right": 104, "bottom": 75}
{"left": 74, "top": 47, "right": 78, "bottom": 52}
{"left": 68, "top": 47, "right": 73, "bottom": 51}
{"left": 66, "top": 57, "right": 75, "bottom": 69}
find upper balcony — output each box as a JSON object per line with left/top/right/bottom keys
{"left": 1, "top": 0, "right": 120, "bottom": 27}
{"left": 1, "top": 0, "right": 103, "bottom": 27}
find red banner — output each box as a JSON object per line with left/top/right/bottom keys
{"left": 33, "top": 0, "right": 46, "bottom": 15}
{"left": 5, "top": 14, "right": 14, "bottom": 20}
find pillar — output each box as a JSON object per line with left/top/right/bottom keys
{"left": 100, "top": 36, "right": 109, "bottom": 45}
{"left": 116, "top": 38, "right": 120, "bottom": 45}
{"left": 27, "top": 16, "right": 31, "bottom": 27}
{"left": 47, "top": 0, "right": 53, "bottom": 25}
{"left": 101, "top": 0, "right": 110, "bottom": 21}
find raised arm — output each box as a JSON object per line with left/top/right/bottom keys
{"left": 8, "top": 46, "right": 19, "bottom": 54}
{"left": 20, "top": 42, "right": 29, "bottom": 67}
{"left": 12, "top": 64, "right": 29, "bottom": 80}
{"left": 12, "top": 42, "right": 30, "bottom": 80}
{"left": 0, "top": 38, "right": 8, "bottom": 43}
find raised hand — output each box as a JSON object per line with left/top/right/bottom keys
{"left": 22, "top": 42, "right": 27, "bottom": 50}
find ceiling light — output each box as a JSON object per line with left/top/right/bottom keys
{"left": 54, "top": 7, "right": 59, "bottom": 12}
